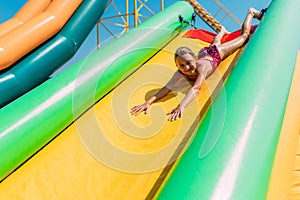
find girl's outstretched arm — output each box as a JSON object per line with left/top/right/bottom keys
{"left": 130, "top": 71, "right": 182, "bottom": 116}
{"left": 167, "top": 66, "right": 208, "bottom": 121}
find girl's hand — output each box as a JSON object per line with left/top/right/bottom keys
{"left": 167, "top": 105, "right": 184, "bottom": 121}
{"left": 130, "top": 102, "right": 150, "bottom": 115}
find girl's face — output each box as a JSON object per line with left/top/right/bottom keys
{"left": 175, "top": 53, "right": 197, "bottom": 75}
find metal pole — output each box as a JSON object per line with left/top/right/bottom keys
{"left": 134, "top": 0, "right": 137, "bottom": 27}
{"left": 97, "top": 22, "right": 100, "bottom": 49}
{"left": 126, "top": 0, "right": 129, "bottom": 31}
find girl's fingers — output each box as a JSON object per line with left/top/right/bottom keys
{"left": 145, "top": 106, "right": 149, "bottom": 114}
{"left": 168, "top": 112, "right": 177, "bottom": 121}
{"left": 167, "top": 109, "right": 174, "bottom": 115}
{"left": 130, "top": 107, "right": 138, "bottom": 113}
{"left": 168, "top": 110, "right": 183, "bottom": 121}
{"left": 131, "top": 105, "right": 149, "bottom": 115}
{"left": 130, "top": 106, "right": 141, "bottom": 114}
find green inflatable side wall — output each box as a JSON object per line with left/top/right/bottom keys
{"left": 0, "top": 1, "right": 194, "bottom": 181}
{"left": 157, "top": 0, "right": 300, "bottom": 199}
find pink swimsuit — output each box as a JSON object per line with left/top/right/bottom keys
{"left": 198, "top": 45, "right": 221, "bottom": 76}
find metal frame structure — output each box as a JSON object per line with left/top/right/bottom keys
{"left": 212, "top": 0, "right": 242, "bottom": 27}
{"left": 96, "top": 0, "right": 240, "bottom": 48}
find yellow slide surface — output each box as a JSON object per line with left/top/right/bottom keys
{"left": 0, "top": 0, "right": 83, "bottom": 70}
{"left": 267, "top": 51, "right": 300, "bottom": 199}
{"left": 0, "top": 33, "right": 241, "bottom": 199}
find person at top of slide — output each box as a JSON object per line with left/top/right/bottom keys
{"left": 131, "top": 7, "right": 266, "bottom": 121}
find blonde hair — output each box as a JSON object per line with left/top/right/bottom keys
{"left": 174, "top": 46, "right": 196, "bottom": 60}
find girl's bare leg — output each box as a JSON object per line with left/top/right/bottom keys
{"left": 216, "top": 8, "right": 261, "bottom": 60}
{"left": 212, "top": 26, "right": 230, "bottom": 46}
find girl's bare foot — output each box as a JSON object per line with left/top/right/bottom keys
{"left": 249, "top": 7, "right": 267, "bottom": 20}
{"left": 249, "top": 7, "right": 260, "bottom": 18}
{"left": 257, "top": 8, "right": 267, "bottom": 20}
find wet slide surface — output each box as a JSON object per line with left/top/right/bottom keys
{"left": 0, "top": 32, "right": 241, "bottom": 199}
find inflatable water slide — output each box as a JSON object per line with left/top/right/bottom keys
{"left": 0, "top": 0, "right": 300, "bottom": 199}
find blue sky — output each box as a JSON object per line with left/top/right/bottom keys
{"left": 0, "top": 0, "right": 272, "bottom": 30}
{"left": 0, "top": 0, "right": 272, "bottom": 72}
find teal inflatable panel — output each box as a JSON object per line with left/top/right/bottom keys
{"left": 157, "top": 0, "right": 300, "bottom": 199}
{"left": 0, "top": 1, "right": 194, "bottom": 181}
{"left": 0, "top": 0, "right": 108, "bottom": 107}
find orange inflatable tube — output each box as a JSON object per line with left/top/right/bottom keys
{"left": 0, "top": 0, "right": 52, "bottom": 37}
{"left": 0, "top": 0, "right": 83, "bottom": 70}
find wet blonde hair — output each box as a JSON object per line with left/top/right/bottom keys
{"left": 174, "top": 46, "right": 196, "bottom": 61}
